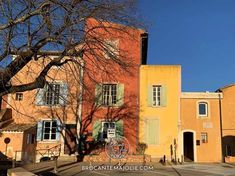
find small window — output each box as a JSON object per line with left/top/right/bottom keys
{"left": 198, "top": 102, "right": 208, "bottom": 116}
{"left": 102, "top": 84, "right": 117, "bottom": 106}
{"left": 201, "top": 132, "right": 208, "bottom": 143}
{"left": 16, "top": 93, "right": 23, "bottom": 101}
{"left": 42, "top": 121, "right": 57, "bottom": 140}
{"left": 103, "top": 39, "right": 119, "bottom": 59}
{"left": 152, "top": 85, "right": 161, "bottom": 106}
{"left": 101, "top": 121, "right": 116, "bottom": 139}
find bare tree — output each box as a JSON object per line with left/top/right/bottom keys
{"left": 0, "top": 0, "right": 142, "bottom": 96}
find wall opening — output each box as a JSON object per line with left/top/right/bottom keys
{"left": 183, "top": 132, "right": 194, "bottom": 161}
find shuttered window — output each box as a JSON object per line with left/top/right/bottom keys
{"left": 36, "top": 120, "right": 61, "bottom": 141}
{"left": 145, "top": 119, "right": 159, "bottom": 145}
{"left": 148, "top": 84, "right": 167, "bottom": 107}
{"left": 92, "top": 120, "right": 123, "bottom": 141}
{"left": 35, "top": 82, "right": 68, "bottom": 106}
{"left": 95, "top": 83, "right": 124, "bottom": 107}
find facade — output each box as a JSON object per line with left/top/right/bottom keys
{"left": 0, "top": 18, "right": 235, "bottom": 164}
{"left": 180, "top": 92, "right": 222, "bottom": 162}
{"left": 81, "top": 18, "right": 147, "bottom": 154}
{"left": 217, "top": 84, "right": 235, "bottom": 162}
{"left": 0, "top": 57, "right": 82, "bottom": 162}
{"left": 139, "top": 65, "right": 181, "bottom": 160}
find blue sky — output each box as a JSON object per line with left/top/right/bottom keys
{"left": 138, "top": 0, "right": 235, "bottom": 92}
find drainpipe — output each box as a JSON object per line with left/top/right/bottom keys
{"left": 219, "top": 93, "right": 225, "bottom": 163}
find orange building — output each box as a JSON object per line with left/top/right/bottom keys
{"left": 180, "top": 92, "right": 222, "bottom": 162}
{"left": 0, "top": 18, "right": 148, "bottom": 162}
{"left": 0, "top": 57, "right": 83, "bottom": 162}
{"left": 217, "top": 84, "right": 235, "bottom": 162}
{"left": 81, "top": 18, "right": 147, "bottom": 154}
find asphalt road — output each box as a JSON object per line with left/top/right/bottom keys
{"left": 34, "top": 162, "right": 235, "bottom": 176}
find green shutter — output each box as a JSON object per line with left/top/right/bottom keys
{"left": 145, "top": 119, "right": 159, "bottom": 145}
{"left": 93, "top": 120, "right": 102, "bottom": 140}
{"left": 116, "top": 120, "right": 123, "bottom": 139}
{"left": 147, "top": 85, "right": 152, "bottom": 107}
{"left": 95, "top": 84, "right": 103, "bottom": 106}
{"left": 160, "top": 85, "right": 167, "bottom": 107}
{"left": 117, "top": 84, "right": 124, "bottom": 106}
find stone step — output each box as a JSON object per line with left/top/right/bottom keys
{"left": 58, "top": 155, "right": 77, "bottom": 162}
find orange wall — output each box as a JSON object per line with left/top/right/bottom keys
{"left": 7, "top": 57, "right": 82, "bottom": 153}
{"left": 8, "top": 57, "right": 81, "bottom": 124}
{"left": 0, "top": 132, "right": 24, "bottom": 158}
{"left": 220, "top": 86, "right": 235, "bottom": 136}
{"left": 82, "top": 18, "right": 145, "bottom": 153}
{"left": 181, "top": 96, "right": 222, "bottom": 162}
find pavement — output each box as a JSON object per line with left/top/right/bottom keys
{"left": 19, "top": 161, "right": 235, "bottom": 176}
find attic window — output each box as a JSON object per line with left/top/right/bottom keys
{"left": 103, "top": 39, "right": 119, "bottom": 59}
{"left": 16, "top": 93, "right": 23, "bottom": 101}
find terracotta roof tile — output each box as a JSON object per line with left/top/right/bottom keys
{"left": 0, "top": 123, "right": 36, "bottom": 132}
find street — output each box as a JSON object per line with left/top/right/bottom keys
{"left": 23, "top": 161, "right": 235, "bottom": 176}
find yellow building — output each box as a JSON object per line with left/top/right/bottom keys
{"left": 139, "top": 65, "right": 181, "bottom": 161}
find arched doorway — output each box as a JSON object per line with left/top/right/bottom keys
{"left": 183, "top": 132, "right": 194, "bottom": 161}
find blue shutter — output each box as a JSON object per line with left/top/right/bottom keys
{"left": 36, "top": 121, "right": 43, "bottom": 141}
{"left": 35, "top": 88, "right": 45, "bottom": 105}
{"left": 59, "top": 83, "right": 68, "bottom": 106}
{"left": 56, "top": 120, "right": 61, "bottom": 141}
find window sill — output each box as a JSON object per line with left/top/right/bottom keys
{"left": 150, "top": 105, "right": 165, "bottom": 108}
{"left": 197, "top": 115, "right": 209, "bottom": 119}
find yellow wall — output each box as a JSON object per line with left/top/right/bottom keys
{"left": 139, "top": 65, "right": 181, "bottom": 160}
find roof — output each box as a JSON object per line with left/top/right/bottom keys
{"left": 0, "top": 109, "right": 11, "bottom": 122}
{"left": 216, "top": 83, "right": 235, "bottom": 92}
{"left": 0, "top": 123, "right": 36, "bottom": 132}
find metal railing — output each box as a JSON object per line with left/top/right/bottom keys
{"left": 36, "top": 144, "right": 61, "bottom": 160}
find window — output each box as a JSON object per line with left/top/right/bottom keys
{"left": 35, "top": 82, "right": 68, "bottom": 106}
{"left": 145, "top": 119, "right": 159, "bottom": 145}
{"left": 198, "top": 102, "right": 208, "bottom": 116}
{"left": 103, "top": 39, "right": 119, "bottom": 59}
{"left": 102, "top": 84, "right": 117, "bottom": 106}
{"left": 201, "top": 132, "right": 208, "bottom": 143}
{"left": 45, "top": 84, "right": 60, "bottom": 105}
{"left": 43, "top": 121, "right": 57, "bottom": 140}
{"left": 148, "top": 85, "right": 166, "bottom": 107}
{"left": 92, "top": 120, "right": 123, "bottom": 141}
{"left": 16, "top": 93, "right": 23, "bottom": 101}
{"left": 152, "top": 85, "right": 161, "bottom": 106}
{"left": 102, "top": 121, "right": 116, "bottom": 139}
{"left": 36, "top": 120, "right": 61, "bottom": 141}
